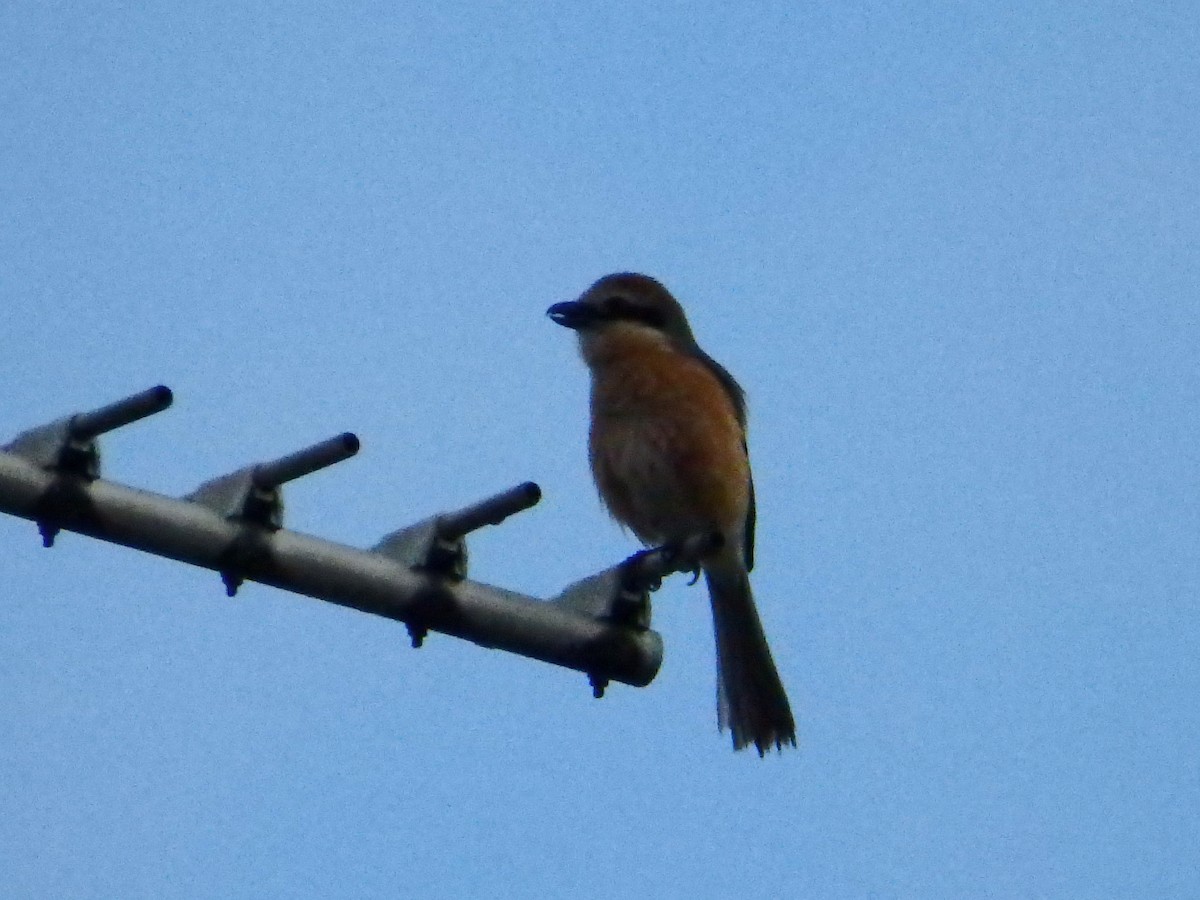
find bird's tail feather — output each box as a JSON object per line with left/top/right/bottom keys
{"left": 705, "top": 561, "right": 796, "bottom": 755}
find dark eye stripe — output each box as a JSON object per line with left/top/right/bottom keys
{"left": 605, "top": 296, "right": 667, "bottom": 328}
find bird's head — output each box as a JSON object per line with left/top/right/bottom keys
{"left": 547, "top": 273, "right": 697, "bottom": 353}
{"left": 547, "top": 271, "right": 748, "bottom": 424}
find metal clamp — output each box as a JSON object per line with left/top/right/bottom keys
{"left": 373, "top": 481, "right": 542, "bottom": 646}
{"left": 3, "top": 386, "right": 173, "bottom": 546}
{"left": 551, "top": 531, "right": 724, "bottom": 697}
{"left": 186, "top": 433, "right": 359, "bottom": 595}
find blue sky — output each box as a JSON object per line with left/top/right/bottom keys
{"left": 2, "top": 2, "right": 1198, "bottom": 897}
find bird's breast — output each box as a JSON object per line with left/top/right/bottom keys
{"left": 584, "top": 335, "right": 750, "bottom": 545}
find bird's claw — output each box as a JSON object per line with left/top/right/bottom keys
{"left": 659, "top": 541, "right": 702, "bottom": 585}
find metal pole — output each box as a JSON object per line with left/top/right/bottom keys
{"left": 252, "top": 433, "right": 360, "bottom": 489}
{"left": 436, "top": 481, "right": 542, "bottom": 540}
{"left": 69, "top": 385, "right": 174, "bottom": 441}
{"left": 0, "top": 450, "right": 662, "bottom": 688}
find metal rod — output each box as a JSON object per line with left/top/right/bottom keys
{"left": 437, "top": 481, "right": 542, "bottom": 540}
{"left": 0, "top": 449, "right": 661, "bottom": 688}
{"left": 251, "top": 433, "right": 360, "bottom": 489}
{"left": 69, "top": 385, "right": 174, "bottom": 441}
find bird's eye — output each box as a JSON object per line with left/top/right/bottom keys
{"left": 605, "top": 295, "right": 633, "bottom": 315}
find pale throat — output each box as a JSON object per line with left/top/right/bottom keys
{"left": 578, "top": 321, "right": 675, "bottom": 371}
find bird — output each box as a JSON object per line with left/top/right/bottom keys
{"left": 547, "top": 272, "right": 796, "bottom": 755}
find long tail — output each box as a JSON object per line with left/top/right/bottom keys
{"left": 704, "top": 557, "right": 796, "bottom": 755}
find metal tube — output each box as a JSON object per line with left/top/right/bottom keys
{"left": 437, "top": 481, "right": 542, "bottom": 540}
{"left": 251, "top": 433, "right": 360, "bottom": 489}
{"left": 0, "top": 449, "right": 661, "bottom": 687}
{"left": 69, "top": 385, "right": 174, "bottom": 440}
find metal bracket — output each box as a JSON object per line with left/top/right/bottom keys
{"left": 3, "top": 386, "right": 173, "bottom": 546}
{"left": 185, "top": 433, "right": 359, "bottom": 595}
{"left": 373, "top": 481, "right": 542, "bottom": 646}
{"left": 551, "top": 531, "right": 724, "bottom": 698}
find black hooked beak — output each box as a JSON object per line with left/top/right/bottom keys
{"left": 546, "top": 300, "right": 597, "bottom": 330}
